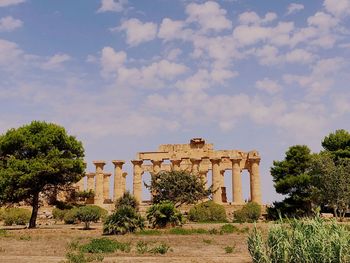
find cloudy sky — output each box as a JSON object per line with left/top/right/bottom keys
{"left": 0, "top": 0, "right": 349, "bottom": 203}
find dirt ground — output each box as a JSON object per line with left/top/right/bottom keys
{"left": 0, "top": 223, "right": 260, "bottom": 263}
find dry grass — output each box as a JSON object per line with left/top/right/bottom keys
{"left": 0, "top": 223, "right": 259, "bottom": 263}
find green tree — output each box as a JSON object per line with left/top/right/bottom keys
{"left": 0, "top": 121, "right": 85, "bottom": 228}
{"left": 145, "top": 170, "right": 212, "bottom": 207}
{"left": 76, "top": 205, "right": 102, "bottom": 230}
{"left": 146, "top": 201, "right": 183, "bottom": 228}
{"left": 270, "top": 145, "right": 313, "bottom": 217}
{"left": 322, "top": 129, "right": 350, "bottom": 160}
{"left": 311, "top": 154, "right": 350, "bottom": 220}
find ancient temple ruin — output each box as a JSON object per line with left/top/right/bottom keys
{"left": 75, "top": 138, "right": 262, "bottom": 207}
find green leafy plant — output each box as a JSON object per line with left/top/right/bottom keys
{"left": 103, "top": 205, "right": 144, "bottom": 235}
{"left": 80, "top": 238, "right": 130, "bottom": 253}
{"left": 168, "top": 227, "right": 207, "bottom": 235}
{"left": 52, "top": 208, "right": 67, "bottom": 221}
{"left": 188, "top": 201, "right": 227, "bottom": 222}
{"left": 149, "top": 243, "right": 171, "bottom": 254}
{"left": 64, "top": 208, "right": 79, "bottom": 224}
{"left": 146, "top": 201, "right": 183, "bottom": 228}
{"left": 248, "top": 217, "right": 350, "bottom": 263}
{"left": 136, "top": 241, "right": 149, "bottom": 254}
{"left": 76, "top": 206, "right": 102, "bottom": 230}
{"left": 224, "top": 245, "right": 234, "bottom": 253}
{"left": 234, "top": 202, "right": 261, "bottom": 223}
{"left": 2, "top": 207, "right": 31, "bottom": 226}
{"left": 115, "top": 191, "right": 138, "bottom": 210}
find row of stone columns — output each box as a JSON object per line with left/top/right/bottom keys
{"left": 130, "top": 157, "right": 262, "bottom": 205}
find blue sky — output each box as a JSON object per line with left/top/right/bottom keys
{"left": 0, "top": 0, "right": 349, "bottom": 203}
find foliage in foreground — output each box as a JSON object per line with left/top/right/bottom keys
{"left": 188, "top": 200, "right": 227, "bottom": 222}
{"left": 146, "top": 201, "right": 183, "bottom": 228}
{"left": 103, "top": 205, "right": 144, "bottom": 235}
{"left": 0, "top": 207, "right": 31, "bottom": 226}
{"left": 145, "top": 170, "right": 212, "bottom": 207}
{"left": 234, "top": 202, "right": 261, "bottom": 223}
{"left": 115, "top": 191, "right": 139, "bottom": 210}
{"left": 248, "top": 217, "right": 350, "bottom": 263}
{"left": 76, "top": 206, "right": 102, "bottom": 230}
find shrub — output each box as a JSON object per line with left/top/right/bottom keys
{"left": 115, "top": 191, "right": 138, "bottom": 210}
{"left": 234, "top": 202, "right": 261, "bottom": 223}
{"left": 80, "top": 238, "right": 130, "bottom": 253}
{"left": 188, "top": 201, "right": 227, "bottom": 222}
{"left": 224, "top": 245, "right": 234, "bottom": 254}
{"left": 248, "top": 217, "right": 350, "bottom": 263}
{"left": 149, "top": 243, "right": 171, "bottom": 254}
{"left": 168, "top": 227, "right": 208, "bottom": 235}
{"left": 52, "top": 208, "right": 67, "bottom": 221}
{"left": 136, "top": 241, "right": 149, "bottom": 254}
{"left": 103, "top": 205, "right": 144, "bottom": 235}
{"left": 76, "top": 206, "right": 102, "bottom": 230}
{"left": 64, "top": 208, "right": 79, "bottom": 224}
{"left": 2, "top": 208, "right": 31, "bottom": 226}
{"left": 146, "top": 201, "right": 183, "bottom": 228}
{"left": 220, "top": 224, "right": 239, "bottom": 234}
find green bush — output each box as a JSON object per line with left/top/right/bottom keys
{"left": 80, "top": 238, "right": 130, "bottom": 253}
{"left": 52, "top": 208, "right": 67, "bottom": 221}
{"left": 188, "top": 201, "right": 227, "bottom": 222}
{"left": 149, "top": 243, "right": 171, "bottom": 254}
{"left": 146, "top": 201, "right": 183, "bottom": 228}
{"left": 224, "top": 245, "right": 234, "bottom": 254}
{"left": 76, "top": 206, "right": 102, "bottom": 230}
{"left": 168, "top": 227, "right": 208, "bottom": 235}
{"left": 115, "top": 191, "right": 138, "bottom": 210}
{"left": 248, "top": 217, "right": 350, "bottom": 263}
{"left": 2, "top": 208, "right": 31, "bottom": 226}
{"left": 64, "top": 208, "right": 79, "bottom": 224}
{"left": 234, "top": 202, "right": 261, "bottom": 223}
{"left": 103, "top": 205, "right": 144, "bottom": 235}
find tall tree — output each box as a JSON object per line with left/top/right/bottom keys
{"left": 311, "top": 154, "right": 350, "bottom": 220}
{"left": 145, "top": 170, "right": 212, "bottom": 207}
{"left": 270, "top": 145, "right": 313, "bottom": 217}
{"left": 322, "top": 129, "right": 350, "bottom": 160}
{"left": 0, "top": 121, "right": 85, "bottom": 228}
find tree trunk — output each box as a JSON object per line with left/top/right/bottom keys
{"left": 29, "top": 192, "right": 39, "bottom": 228}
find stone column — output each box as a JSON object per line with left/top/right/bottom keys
{"left": 151, "top": 160, "right": 163, "bottom": 175}
{"left": 93, "top": 161, "right": 106, "bottom": 205}
{"left": 210, "top": 158, "right": 222, "bottom": 203}
{"left": 190, "top": 158, "right": 201, "bottom": 175}
{"left": 171, "top": 159, "right": 182, "bottom": 171}
{"left": 87, "top": 173, "right": 95, "bottom": 191}
{"left": 132, "top": 160, "right": 143, "bottom": 204}
{"left": 199, "top": 157, "right": 209, "bottom": 184}
{"left": 180, "top": 157, "right": 191, "bottom": 172}
{"left": 112, "top": 160, "right": 125, "bottom": 200}
{"left": 103, "top": 173, "right": 111, "bottom": 201}
{"left": 231, "top": 158, "right": 243, "bottom": 204}
{"left": 249, "top": 158, "right": 262, "bottom": 204}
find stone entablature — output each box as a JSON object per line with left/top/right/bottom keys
{"left": 74, "top": 138, "right": 262, "bottom": 207}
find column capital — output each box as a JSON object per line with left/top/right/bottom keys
{"left": 87, "top": 172, "right": 95, "bottom": 178}
{"left": 230, "top": 158, "right": 242, "bottom": 164}
{"left": 112, "top": 160, "right": 125, "bottom": 166}
{"left": 190, "top": 158, "right": 201, "bottom": 164}
{"left": 131, "top": 159, "right": 143, "bottom": 166}
{"left": 103, "top": 173, "right": 112, "bottom": 178}
{"left": 210, "top": 158, "right": 221, "bottom": 164}
{"left": 151, "top": 159, "right": 163, "bottom": 165}
{"left": 249, "top": 157, "right": 261, "bottom": 165}
{"left": 122, "top": 172, "right": 128, "bottom": 178}
{"left": 93, "top": 160, "right": 106, "bottom": 168}
{"left": 170, "top": 159, "right": 182, "bottom": 164}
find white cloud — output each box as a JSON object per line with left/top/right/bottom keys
{"left": 41, "top": 53, "right": 71, "bottom": 70}
{"left": 186, "top": 1, "right": 232, "bottom": 32}
{"left": 287, "top": 3, "right": 304, "bottom": 15}
{"left": 97, "top": 0, "right": 127, "bottom": 13}
{"left": 0, "top": 0, "right": 25, "bottom": 7}
{"left": 283, "top": 57, "right": 345, "bottom": 97}
{"left": 117, "top": 18, "right": 157, "bottom": 46}
{"left": 0, "top": 38, "right": 23, "bottom": 67}
{"left": 323, "top": 0, "right": 350, "bottom": 18}
{"left": 285, "top": 49, "right": 315, "bottom": 64}
{"left": 255, "top": 78, "right": 281, "bottom": 94}
{"left": 158, "top": 18, "right": 186, "bottom": 41}
{"left": 238, "top": 11, "right": 277, "bottom": 25}
{"left": 307, "top": 12, "right": 339, "bottom": 30}
{"left": 100, "top": 46, "right": 126, "bottom": 77}
{"left": 0, "top": 16, "right": 22, "bottom": 31}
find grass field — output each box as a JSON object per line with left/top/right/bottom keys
{"left": 0, "top": 223, "right": 256, "bottom": 263}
